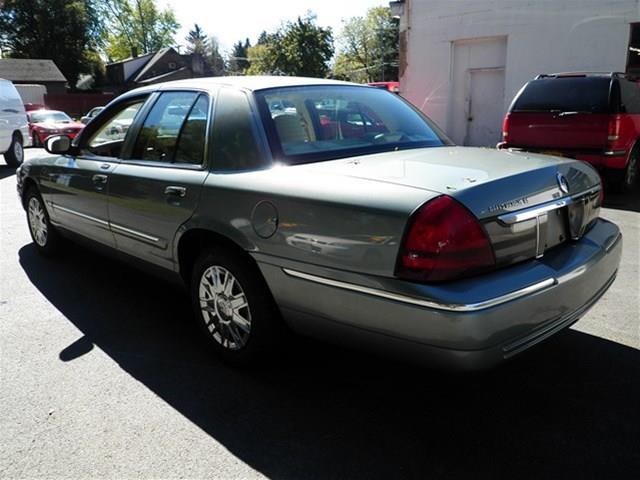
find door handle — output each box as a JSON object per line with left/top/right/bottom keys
{"left": 164, "top": 185, "right": 187, "bottom": 198}
{"left": 100, "top": 163, "right": 111, "bottom": 170}
{"left": 92, "top": 174, "right": 108, "bottom": 184}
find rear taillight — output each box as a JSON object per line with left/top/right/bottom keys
{"left": 396, "top": 196, "right": 496, "bottom": 283}
{"left": 607, "top": 115, "right": 621, "bottom": 144}
{"left": 502, "top": 114, "right": 510, "bottom": 141}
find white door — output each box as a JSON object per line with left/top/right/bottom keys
{"left": 466, "top": 68, "right": 505, "bottom": 147}
{"left": 449, "top": 36, "right": 507, "bottom": 146}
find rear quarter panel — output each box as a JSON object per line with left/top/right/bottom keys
{"left": 182, "top": 166, "right": 436, "bottom": 277}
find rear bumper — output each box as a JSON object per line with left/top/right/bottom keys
{"left": 255, "top": 219, "right": 622, "bottom": 370}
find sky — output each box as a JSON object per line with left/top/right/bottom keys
{"left": 162, "top": 0, "right": 387, "bottom": 54}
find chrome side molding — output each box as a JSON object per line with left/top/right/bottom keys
{"left": 52, "top": 204, "right": 109, "bottom": 227}
{"left": 110, "top": 222, "right": 160, "bottom": 243}
{"left": 51, "top": 203, "right": 160, "bottom": 243}
{"left": 282, "top": 268, "right": 557, "bottom": 312}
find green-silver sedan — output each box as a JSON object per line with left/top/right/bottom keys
{"left": 16, "top": 77, "right": 622, "bottom": 370}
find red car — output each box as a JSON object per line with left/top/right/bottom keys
{"left": 499, "top": 72, "right": 640, "bottom": 192}
{"left": 367, "top": 81, "right": 400, "bottom": 93}
{"left": 27, "top": 110, "right": 85, "bottom": 147}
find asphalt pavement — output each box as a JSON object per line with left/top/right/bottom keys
{"left": 1, "top": 149, "right": 639, "bottom": 479}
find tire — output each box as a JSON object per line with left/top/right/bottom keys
{"left": 190, "top": 245, "right": 283, "bottom": 366}
{"left": 4, "top": 133, "right": 24, "bottom": 167}
{"left": 25, "top": 187, "right": 62, "bottom": 256}
{"left": 608, "top": 148, "right": 639, "bottom": 194}
{"left": 32, "top": 132, "right": 41, "bottom": 148}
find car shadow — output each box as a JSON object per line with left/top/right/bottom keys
{"left": 0, "top": 165, "right": 16, "bottom": 180}
{"left": 18, "top": 243, "right": 640, "bottom": 479}
{"left": 603, "top": 189, "right": 640, "bottom": 213}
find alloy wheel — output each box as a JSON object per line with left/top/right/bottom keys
{"left": 14, "top": 138, "right": 24, "bottom": 164}
{"left": 28, "top": 196, "right": 48, "bottom": 247}
{"left": 198, "top": 266, "right": 252, "bottom": 350}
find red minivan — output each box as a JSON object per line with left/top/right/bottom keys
{"left": 499, "top": 72, "right": 640, "bottom": 192}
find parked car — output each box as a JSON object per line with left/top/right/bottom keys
{"left": 80, "top": 106, "right": 104, "bottom": 125}
{"left": 27, "top": 110, "right": 85, "bottom": 147}
{"left": 0, "top": 78, "right": 30, "bottom": 167}
{"left": 368, "top": 81, "right": 400, "bottom": 93}
{"left": 499, "top": 72, "right": 640, "bottom": 192}
{"left": 16, "top": 77, "right": 621, "bottom": 370}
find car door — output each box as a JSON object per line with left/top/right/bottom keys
{"left": 107, "top": 90, "right": 212, "bottom": 270}
{"left": 41, "top": 97, "right": 148, "bottom": 247}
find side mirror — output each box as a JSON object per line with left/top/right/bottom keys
{"left": 44, "top": 135, "right": 71, "bottom": 154}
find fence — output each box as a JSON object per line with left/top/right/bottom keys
{"left": 44, "top": 93, "right": 115, "bottom": 118}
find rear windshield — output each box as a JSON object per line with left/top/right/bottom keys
{"left": 255, "top": 85, "right": 450, "bottom": 164}
{"left": 511, "top": 77, "right": 612, "bottom": 113}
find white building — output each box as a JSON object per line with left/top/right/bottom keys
{"left": 391, "top": 0, "right": 640, "bottom": 146}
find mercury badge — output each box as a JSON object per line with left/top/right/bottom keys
{"left": 557, "top": 172, "right": 570, "bottom": 194}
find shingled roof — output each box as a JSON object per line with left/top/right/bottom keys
{"left": 0, "top": 59, "right": 67, "bottom": 83}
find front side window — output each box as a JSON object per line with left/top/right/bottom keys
{"left": 255, "top": 85, "right": 449, "bottom": 164}
{"left": 85, "top": 100, "right": 145, "bottom": 158}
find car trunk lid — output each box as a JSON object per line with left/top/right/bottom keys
{"left": 308, "top": 146, "right": 600, "bottom": 217}
{"left": 299, "top": 146, "right": 602, "bottom": 268}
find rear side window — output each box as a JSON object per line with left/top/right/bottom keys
{"left": 132, "top": 91, "right": 199, "bottom": 162}
{"left": 174, "top": 95, "right": 210, "bottom": 164}
{"left": 511, "top": 77, "right": 612, "bottom": 113}
{"left": 618, "top": 79, "right": 640, "bottom": 114}
{"left": 211, "top": 88, "right": 264, "bottom": 171}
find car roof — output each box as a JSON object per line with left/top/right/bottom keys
{"left": 123, "top": 76, "right": 363, "bottom": 97}
{"left": 535, "top": 72, "right": 624, "bottom": 79}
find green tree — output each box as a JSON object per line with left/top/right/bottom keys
{"left": 228, "top": 38, "right": 251, "bottom": 75}
{"left": 207, "top": 36, "right": 226, "bottom": 76}
{"left": 99, "top": 0, "right": 179, "bottom": 61}
{"left": 0, "top": 0, "right": 104, "bottom": 90}
{"left": 334, "top": 6, "right": 399, "bottom": 82}
{"left": 185, "top": 23, "right": 208, "bottom": 56}
{"left": 247, "top": 14, "right": 333, "bottom": 78}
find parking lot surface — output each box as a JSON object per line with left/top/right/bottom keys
{"left": 1, "top": 149, "right": 639, "bottom": 479}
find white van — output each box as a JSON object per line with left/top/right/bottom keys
{"left": 0, "top": 78, "right": 31, "bottom": 167}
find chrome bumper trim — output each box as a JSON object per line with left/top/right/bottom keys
{"left": 282, "top": 268, "right": 557, "bottom": 313}
{"left": 497, "top": 186, "right": 600, "bottom": 225}
{"left": 603, "top": 150, "right": 626, "bottom": 157}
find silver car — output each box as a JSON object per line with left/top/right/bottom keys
{"left": 16, "top": 77, "right": 622, "bottom": 370}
